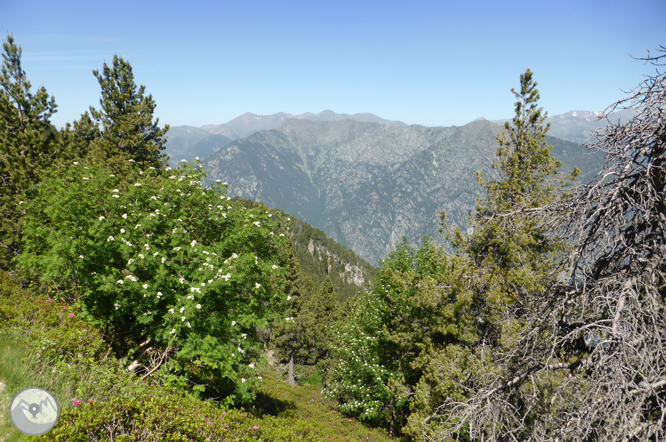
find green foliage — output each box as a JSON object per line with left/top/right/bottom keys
{"left": 327, "top": 237, "right": 489, "bottom": 436}
{"left": 327, "top": 70, "right": 581, "bottom": 440}
{"left": 86, "top": 55, "right": 170, "bottom": 170}
{"left": 452, "top": 69, "right": 578, "bottom": 326}
{"left": 271, "top": 248, "right": 339, "bottom": 386}
{"left": 1, "top": 269, "right": 401, "bottom": 441}
{"left": 15, "top": 158, "right": 289, "bottom": 402}
{"left": 0, "top": 33, "right": 72, "bottom": 273}
{"left": 291, "top": 217, "right": 376, "bottom": 302}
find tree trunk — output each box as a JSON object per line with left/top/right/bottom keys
{"left": 287, "top": 353, "right": 296, "bottom": 385}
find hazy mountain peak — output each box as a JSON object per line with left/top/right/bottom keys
{"left": 198, "top": 110, "right": 407, "bottom": 140}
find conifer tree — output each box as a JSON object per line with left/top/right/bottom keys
{"left": 0, "top": 33, "right": 69, "bottom": 273}
{"left": 453, "top": 68, "right": 579, "bottom": 326}
{"left": 424, "top": 69, "right": 580, "bottom": 441}
{"left": 87, "top": 55, "right": 169, "bottom": 170}
{"left": 300, "top": 276, "right": 337, "bottom": 364}
{"left": 271, "top": 247, "right": 317, "bottom": 384}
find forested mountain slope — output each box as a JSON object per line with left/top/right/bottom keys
{"left": 199, "top": 118, "right": 603, "bottom": 264}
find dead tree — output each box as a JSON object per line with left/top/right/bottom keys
{"left": 425, "top": 47, "right": 666, "bottom": 442}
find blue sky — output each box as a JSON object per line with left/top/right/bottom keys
{"left": 2, "top": 0, "right": 665, "bottom": 129}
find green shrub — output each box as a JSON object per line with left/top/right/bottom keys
{"left": 16, "top": 159, "right": 291, "bottom": 403}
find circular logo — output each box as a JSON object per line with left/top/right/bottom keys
{"left": 8, "top": 387, "right": 60, "bottom": 436}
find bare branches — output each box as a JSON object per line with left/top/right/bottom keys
{"left": 426, "top": 48, "right": 666, "bottom": 442}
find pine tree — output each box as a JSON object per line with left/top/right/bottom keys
{"left": 426, "top": 69, "right": 581, "bottom": 441}
{"left": 271, "top": 247, "right": 316, "bottom": 385}
{"left": 300, "top": 275, "right": 337, "bottom": 364}
{"left": 87, "top": 55, "right": 169, "bottom": 170}
{"left": 455, "top": 68, "right": 579, "bottom": 324}
{"left": 0, "top": 33, "right": 68, "bottom": 273}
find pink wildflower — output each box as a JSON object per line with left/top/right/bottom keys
{"left": 253, "top": 425, "right": 259, "bottom": 430}
{"left": 88, "top": 399, "right": 93, "bottom": 405}
{"left": 73, "top": 400, "right": 82, "bottom": 407}
{"left": 69, "top": 314, "right": 75, "bottom": 318}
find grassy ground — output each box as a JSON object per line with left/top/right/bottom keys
{"left": 0, "top": 272, "right": 405, "bottom": 442}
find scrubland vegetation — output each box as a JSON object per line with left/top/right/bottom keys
{"left": 1, "top": 32, "right": 664, "bottom": 441}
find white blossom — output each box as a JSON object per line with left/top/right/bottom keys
{"left": 196, "top": 304, "right": 201, "bottom": 309}
{"left": 122, "top": 213, "right": 128, "bottom": 219}
{"left": 99, "top": 216, "right": 105, "bottom": 221}
{"left": 143, "top": 283, "right": 149, "bottom": 289}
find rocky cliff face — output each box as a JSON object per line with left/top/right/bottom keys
{"left": 306, "top": 237, "right": 366, "bottom": 288}
{"left": 202, "top": 119, "right": 604, "bottom": 265}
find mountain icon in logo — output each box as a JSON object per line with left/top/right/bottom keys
{"left": 8, "top": 387, "right": 60, "bottom": 436}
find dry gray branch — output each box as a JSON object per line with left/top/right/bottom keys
{"left": 425, "top": 46, "right": 666, "bottom": 442}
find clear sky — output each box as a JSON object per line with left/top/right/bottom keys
{"left": 2, "top": 0, "right": 665, "bottom": 129}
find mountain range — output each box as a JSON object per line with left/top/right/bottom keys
{"left": 162, "top": 111, "right": 607, "bottom": 265}
{"left": 490, "top": 108, "right": 639, "bottom": 144}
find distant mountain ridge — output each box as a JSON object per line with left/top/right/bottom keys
{"left": 200, "top": 110, "right": 407, "bottom": 141}
{"left": 490, "top": 109, "right": 639, "bottom": 144}
{"left": 197, "top": 118, "right": 604, "bottom": 265}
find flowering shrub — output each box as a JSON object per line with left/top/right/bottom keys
{"left": 17, "top": 159, "right": 290, "bottom": 402}
{"left": 325, "top": 290, "right": 409, "bottom": 429}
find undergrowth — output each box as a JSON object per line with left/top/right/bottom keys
{"left": 0, "top": 271, "right": 405, "bottom": 441}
